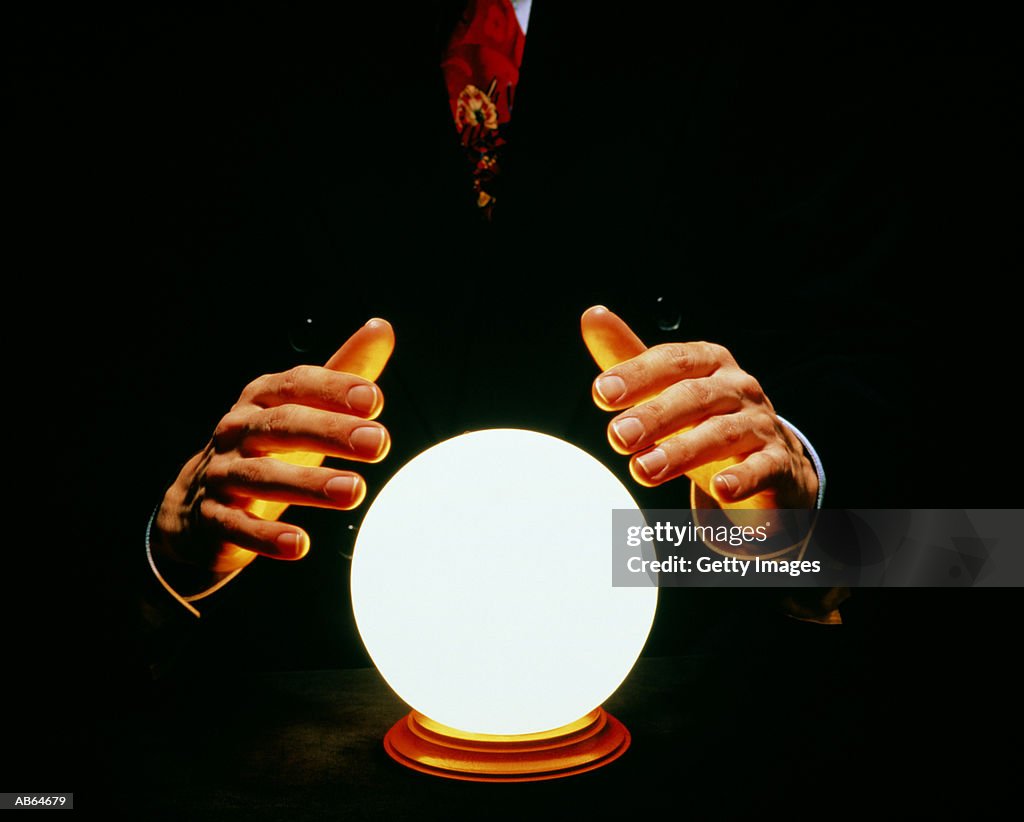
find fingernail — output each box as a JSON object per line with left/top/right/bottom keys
{"left": 276, "top": 532, "right": 306, "bottom": 556}
{"left": 346, "top": 384, "right": 378, "bottom": 414}
{"left": 636, "top": 448, "right": 668, "bottom": 479}
{"left": 611, "top": 416, "right": 645, "bottom": 448}
{"left": 325, "top": 476, "right": 359, "bottom": 502}
{"left": 716, "top": 473, "right": 739, "bottom": 498}
{"left": 595, "top": 375, "right": 627, "bottom": 405}
{"left": 350, "top": 425, "right": 385, "bottom": 456}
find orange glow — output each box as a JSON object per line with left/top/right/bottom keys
{"left": 581, "top": 306, "right": 775, "bottom": 510}
{"left": 242, "top": 320, "right": 395, "bottom": 549}
{"left": 384, "top": 708, "right": 631, "bottom": 782}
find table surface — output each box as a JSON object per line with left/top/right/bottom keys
{"left": 93, "top": 616, "right": 886, "bottom": 819}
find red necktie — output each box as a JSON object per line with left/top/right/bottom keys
{"left": 441, "top": 0, "right": 526, "bottom": 220}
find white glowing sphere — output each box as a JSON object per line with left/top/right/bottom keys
{"left": 350, "top": 429, "right": 657, "bottom": 735}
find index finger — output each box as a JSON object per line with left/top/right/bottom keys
{"left": 593, "top": 342, "right": 730, "bottom": 410}
{"left": 247, "top": 366, "right": 384, "bottom": 419}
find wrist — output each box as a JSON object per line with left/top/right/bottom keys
{"left": 146, "top": 505, "right": 244, "bottom": 616}
{"left": 149, "top": 527, "right": 230, "bottom": 598}
{"left": 776, "top": 415, "right": 825, "bottom": 509}
{"left": 147, "top": 447, "right": 251, "bottom": 611}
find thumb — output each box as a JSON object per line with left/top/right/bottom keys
{"left": 580, "top": 305, "right": 647, "bottom": 371}
{"left": 325, "top": 317, "right": 395, "bottom": 381}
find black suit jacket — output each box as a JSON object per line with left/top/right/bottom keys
{"left": 14, "top": 1, "right": 1004, "bottom": 654}
{"left": 97, "top": 3, "right": 926, "bottom": 494}
{"left": 8, "top": 1, "right": 1015, "bottom": 801}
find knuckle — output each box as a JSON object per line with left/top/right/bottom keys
{"left": 241, "top": 374, "right": 271, "bottom": 399}
{"left": 657, "top": 343, "right": 695, "bottom": 376}
{"left": 230, "top": 457, "right": 269, "bottom": 488}
{"left": 213, "top": 412, "right": 244, "bottom": 449}
{"left": 717, "top": 415, "right": 744, "bottom": 445}
{"left": 212, "top": 421, "right": 231, "bottom": 447}
{"left": 203, "top": 454, "right": 229, "bottom": 484}
{"left": 291, "top": 364, "right": 318, "bottom": 380}
{"left": 277, "top": 366, "right": 307, "bottom": 398}
{"left": 737, "top": 373, "right": 764, "bottom": 403}
{"left": 638, "top": 399, "right": 665, "bottom": 429}
{"left": 257, "top": 406, "right": 291, "bottom": 435}
{"left": 687, "top": 379, "right": 715, "bottom": 414}
{"left": 615, "top": 358, "right": 643, "bottom": 384}
{"left": 706, "top": 342, "right": 733, "bottom": 365}
{"left": 201, "top": 498, "right": 232, "bottom": 532}
{"left": 753, "top": 414, "right": 778, "bottom": 442}
{"left": 322, "top": 373, "right": 353, "bottom": 408}
{"left": 324, "top": 414, "right": 352, "bottom": 445}
{"left": 762, "top": 447, "right": 787, "bottom": 477}
{"left": 666, "top": 437, "right": 693, "bottom": 467}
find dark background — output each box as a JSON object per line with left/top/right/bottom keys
{"left": 6, "top": 3, "right": 1016, "bottom": 811}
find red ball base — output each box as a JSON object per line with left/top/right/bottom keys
{"left": 383, "top": 707, "right": 631, "bottom": 783}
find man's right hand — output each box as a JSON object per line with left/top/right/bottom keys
{"left": 151, "top": 319, "right": 395, "bottom": 585}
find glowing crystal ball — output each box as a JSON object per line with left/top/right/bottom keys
{"left": 350, "top": 429, "right": 658, "bottom": 735}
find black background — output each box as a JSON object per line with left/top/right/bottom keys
{"left": 6, "top": 3, "right": 1016, "bottom": 812}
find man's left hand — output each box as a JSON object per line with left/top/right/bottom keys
{"left": 581, "top": 306, "right": 818, "bottom": 509}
